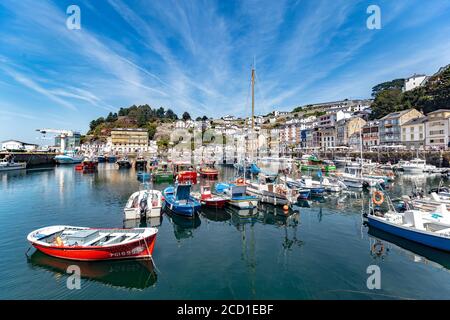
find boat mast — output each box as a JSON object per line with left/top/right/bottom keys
{"left": 251, "top": 66, "right": 255, "bottom": 131}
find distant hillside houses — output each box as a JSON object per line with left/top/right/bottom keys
{"left": 402, "top": 74, "right": 428, "bottom": 92}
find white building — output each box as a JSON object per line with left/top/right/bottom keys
{"left": 175, "top": 120, "right": 195, "bottom": 129}
{"left": 403, "top": 74, "right": 428, "bottom": 92}
{"left": 1, "top": 140, "right": 38, "bottom": 151}
{"left": 222, "top": 115, "right": 236, "bottom": 122}
{"left": 273, "top": 110, "right": 290, "bottom": 117}
{"left": 425, "top": 109, "right": 450, "bottom": 150}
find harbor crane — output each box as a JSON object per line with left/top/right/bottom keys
{"left": 36, "top": 128, "right": 78, "bottom": 152}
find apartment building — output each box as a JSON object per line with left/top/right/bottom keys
{"left": 110, "top": 128, "right": 149, "bottom": 152}
{"left": 336, "top": 117, "right": 366, "bottom": 147}
{"left": 362, "top": 121, "right": 379, "bottom": 149}
{"left": 425, "top": 109, "right": 450, "bottom": 150}
{"left": 379, "top": 109, "right": 423, "bottom": 145}
{"left": 401, "top": 116, "right": 427, "bottom": 149}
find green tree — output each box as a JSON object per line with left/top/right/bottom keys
{"left": 182, "top": 112, "right": 191, "bottom": 121}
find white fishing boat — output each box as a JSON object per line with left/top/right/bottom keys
{"left": 246, "top": 174, "right": 293, "bottom": 206}
{"left": 124, "top": 189, "right": 163, "bottom": 220}
{"left": 367, "top": 191, "right": 450, "bottom": 252}
{"left": 333, "top": 156, "right": 353, "bottom": 168}
{"left": 401, "top": 158, "right": 427, "bottom": 173}
{"left": 340, "top": 165, "right": 384, "bottom": 189}
{"left": 0, "top": 156, "right": 26, "bottom": 171}
{"left": 54, "top": 151, "right": 84, "bottom": 164}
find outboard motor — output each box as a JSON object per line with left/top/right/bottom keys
{"left": 139, "top": 198, "right": 148, "bottom": 219}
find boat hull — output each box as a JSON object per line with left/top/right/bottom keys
{"left": 402, "top": 167, "right": 424, "bottom": 173}
{"left": 0, "top": 164, "right": 27, "bottom": 171}
{"left": 202, "top": 198, "right": 227, "bottom": 208}
{"left": 227, "top": 198, "right": 258, "bottom": 209}
{"left": 367, "top": 216, "right": 450, "bottom": 252}
{"left": 153, "top": 172, "right": 174, "bottom": 182}
{"left": 55, "top": 156, "right": 83, "bottom": 164}
{"left": 29, "top": 232, "right": 157, "bottom": 261}
{"left": 163, "top": 201, "right": 201, "bottom": 218}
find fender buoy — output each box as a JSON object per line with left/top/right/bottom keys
{"left": 371, "top": 242, "right": 385, "bottom": 256}
{"left": 237, "top": 178, "right": 245, "bottom": 184}
{"left": 372, "top": 191, "right": 384, "bottom": 205}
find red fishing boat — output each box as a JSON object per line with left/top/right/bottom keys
{"left": 27, "top": 225, "right": 158, "bottom": 261}
{"left": 82, "top": 158, "right": 98, "bottom": 172}
{"left": 192, "top": 185, "right": 227, "bottom": 208}
{"left": 173, "top": 161, "right": 197, "bottom": 182}
{"left": 198, "top": 166, "right": 219, "bottom": 179}
{"left": 75, "top": 164, "right": 84, "bottom": 171}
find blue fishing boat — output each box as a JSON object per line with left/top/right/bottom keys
{"left": 137, "top": 172, "right": 151, "bottom": 182}
{"left": 107, "top": 155, "right": 117, "bottom": 163}
{"left": 162, "top": 184, "right": 201, "bottom": 218}
{"left": 96, "top": 155, "right": 106, "bottom": 163}
{"left": 297, "top": 189, "right": 311, "bottom": 200}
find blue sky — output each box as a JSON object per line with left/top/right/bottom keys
{"left": 1, "top": 0, "right": 450, "bottom": 143}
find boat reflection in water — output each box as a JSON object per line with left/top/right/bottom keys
{"left": 166, "top": 211, "right": 201, "bottom": 240}
{"left": 368, "top": 226, "right": 450, "bottom": 270}
{"left": 200, "top": 207, "right": 231, "bottom": 222}
{"left": 123, "top": 216, "right": 163, "bottom": 229}
{"left": 28, "top": 251, "right": 157, "bottom": 290}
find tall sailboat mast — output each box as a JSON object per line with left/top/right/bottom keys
{"left": 251, "top": 67, "right": 255, "bottom": 131}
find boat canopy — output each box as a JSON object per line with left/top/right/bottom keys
{"left": 176, "top": 184, "right": 192, "bottom": 200}
{"left": 231, "top": 185, "right": 247, "bottom": 197}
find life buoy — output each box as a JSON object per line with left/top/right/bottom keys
{"left": 371, "top": 242, "right": 384, "bottom": 256}
{"left": 372, "top": 191, "right": 384, "bottom": 205}
{"left": 237, "top": 178, "right": 245, "bottom": 184}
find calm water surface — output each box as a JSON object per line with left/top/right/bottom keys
{"left": 1, "top": 164, "right": 450, "bottom": 299}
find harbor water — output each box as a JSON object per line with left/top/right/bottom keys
{"left": 1, "top": 164, "right": 450, "bottom": 299}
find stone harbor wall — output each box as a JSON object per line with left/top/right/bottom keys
{"left": 0, "top": 152, "right": 57, "bottom": 167}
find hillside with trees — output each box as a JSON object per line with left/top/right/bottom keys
{"left": 370, "top": 64, "right": 450, "bottom": 119}
{"left": 87, "top": 104, "right": 181, "bottom": 140}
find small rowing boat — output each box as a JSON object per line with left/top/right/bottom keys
{"left": 27, "top": 225, "right": 158, "bottom": 261}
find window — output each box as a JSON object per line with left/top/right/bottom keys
{"left": 411, "top": 134, "right": 414, "bottom": 140}
{"left": 402, "top": 128, "right": 406, "bottom": 133}
{"left": 419, "top": 133, "right": 423, "bottom": 140}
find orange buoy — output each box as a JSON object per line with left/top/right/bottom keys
{"left": 236, "top": 178, "right": 245, "bottom": 184}
{"left": 372, "top": 191, "right": 384, "bottom": 205}
{"left": 283, "top": 205, "right": 289, "bottom": 211}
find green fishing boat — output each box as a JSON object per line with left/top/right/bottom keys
{"left": 298, "top": 155, "right": 336, "bottom": 172}
{"left": 152, "top": 162, "right": 174, "bottom": 182}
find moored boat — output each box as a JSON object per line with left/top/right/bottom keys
{"left": 402, "top": 158, "right": 427, "bottom": 173}
{"left": 135, "top": 155, "right": 148, "bottom": 170}
{"left": 192, "top": 185, "right": 227, "bottom": 208}
{"left": 54, "top": 151, "right": 84, "bottom": 164}
{"left": 106, "top": 155, "right": 117, "bottom": 163}
{"left": 216, "top": 181, "right": 259, "bottom": 209}
{"left": 137, "top": 171, "right": 151, "bottom": 182}
{"left": 27, "top": 225, "right": 158, "bottom": 261}
{"left": 162, "top": 183, "right": 201, "bottom": 218}
{"left": 124, "top": 189, "right": 163, "bottom": 220}
{"left": 198, "top": 166, "right": 219, "bottom": 179}
{"left": 0, "top": 155, "right": 27, "bottom": 171}
{"left": 173, "top": 161, "right": 197, "bottom": 182}
{"left": 117, "top": 157, "right": 132, "bottom": 169}
{"left": 152, "top": 161, "right": 174, "bottom": 182}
